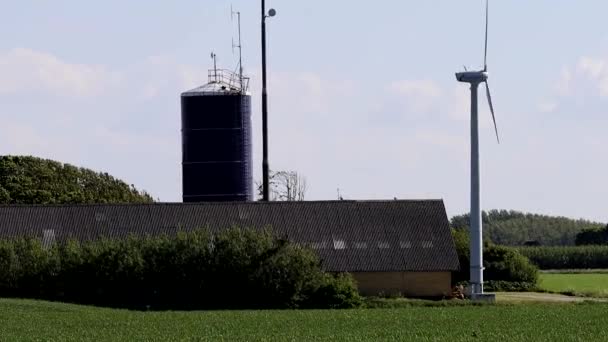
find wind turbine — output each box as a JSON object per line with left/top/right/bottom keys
{"left": 455, "top": 0, "right": 499, "bottom": 300}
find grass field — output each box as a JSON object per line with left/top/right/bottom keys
{"left": 2, "top": 299, "right": 608, "bottom": 341}
{"left": 540, "top": 272, "right": 608, "bottom": 297}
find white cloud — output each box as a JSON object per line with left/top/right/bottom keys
{"left": 389, "top": 79, "right": 442, "bottom": 98}
{"left": 555, "top": 67, "right": 572, "bottom": 96}
{"left": 388, "top": 79, "right": 443, "bottom": 114}
{"left": 577, "top": 56, "right": 608, "bottom": 96}
{"left": 540, "top": 55, "right": 608, "bottom": 114}
{"left": 448, "top": 85, "right": 471, "bottom": 122}
{"left": 577, "top": 57, "right": 605, "bottom": 79}
{"left": 0, "top": 48, "right": 121, "bottom": 97}
{"left": 553, "top": 56, "right": 608, "bottom": 98}
{"left": 537, "top": 100, "right": 557, "bottom": 113}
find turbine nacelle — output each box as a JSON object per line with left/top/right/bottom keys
{"left": 455, "top": 70, "right": 488, "bottom": 84}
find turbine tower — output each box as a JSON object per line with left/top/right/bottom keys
{"left": 455, "top": 0, "right": 499, "bottom": 300}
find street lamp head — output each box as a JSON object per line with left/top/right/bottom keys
{"left": 268, "top": 8, "right": 277, "bottom": 17}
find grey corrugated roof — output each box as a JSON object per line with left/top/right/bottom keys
{"left": 0, "top": 200, "right": 459, "bottom": 272}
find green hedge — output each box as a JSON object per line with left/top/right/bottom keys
{"left": 452, "top": 229, "right": 539, "bottom": 285}
{"left": 518, "top": 246, "right": 608, "bottom": 270}
{"left": 484, "top": 280, "right": 538, "bottom": 292}
{"left": 0, "top": 229, "right": 362, "bottom": 310}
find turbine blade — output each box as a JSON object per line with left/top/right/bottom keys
{"left": 485, "top": 82, "right": 500, "bottom": 143}
{"left": 484, "top": 0, "right": 489, "bottom": 71}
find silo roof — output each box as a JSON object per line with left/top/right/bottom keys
{"left": 181, "top": 82, "right": 244, "bottom": 96}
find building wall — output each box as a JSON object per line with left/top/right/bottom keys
{"left": 351, "top": 272, "right": 452, "bottom": 297}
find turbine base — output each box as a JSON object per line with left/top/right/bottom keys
{"left": 471, "top": 293, "right": 496, "bottom": 303}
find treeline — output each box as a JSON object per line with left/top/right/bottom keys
{"left": 576, "top": 225, "right": 608, "bottom": 246}
{"left": 0, "top": 229, "right": 361, "bottom": 310}
{"left": 519, "top": 246, "right": 608, "bottom": 270}
{"left": 451, "top": 210, "right": 604, "bottom": 246}
{"left": 0, "top": 156, "right": 153, "bottom": 204}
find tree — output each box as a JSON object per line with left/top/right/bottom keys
{"left": 0, "top": 155, "right": 153, "bottom": 204}
{"left": 451, "top": 209, "right": 605, "bottom": 246}
{"left": 575, "top": 224, "right": 608, "bottom": 246}
{"left": 256, "top": 170, "right": 307, "bottom": 201}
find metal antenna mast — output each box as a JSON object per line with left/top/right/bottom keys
{"left": 211, "top": 52, "right": 218, "bottom": 82}
{"left": 232, "top": 7, "right": 244, "bottom": 91}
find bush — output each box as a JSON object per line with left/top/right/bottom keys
{"left": 452, "top": 229, "right": 539, "bottom": 286}
{"left": 484, "top": 280, "right": 538, "bottom": 292}
{"left": 518, "top": 246, "right": 608, "bottom": 269}
{"left": 0, "top": 229, "right": 362, "bottom": 310}
{"left": 304, "top": 273, "right": 363, "bottom": 309}
{"left": 452, "top": 229, "right": 471, "bottom": 283}
{"left": 484, "top": 245, "right": 538, "bottom": 284}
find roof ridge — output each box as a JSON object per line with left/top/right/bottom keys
{"left": 0, "top": 199, "right": 444, "bottom": 208}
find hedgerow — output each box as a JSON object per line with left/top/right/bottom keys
{"left": 518, "top": 246, "right": 608, "bottom": 270}
{"left": 0, "top": 229, "right": 362, "bottom": 310}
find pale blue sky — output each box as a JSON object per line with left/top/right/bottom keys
{"left": 1, "top": 1, "right": 607, "bottom": 221}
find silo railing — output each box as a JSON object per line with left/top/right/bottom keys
{"left": 208, "top": 69, "right": 250, "bottom": 93}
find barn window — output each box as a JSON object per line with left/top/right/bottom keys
{"left": 310, "top": 241, "right": 328, "bottom": 249}
{"left": 377, "top": 242, "right": 390, "bottom": 249}
{"left": 42, "top": 229, "right": 56, "bottom": 249}
{"left": 400, "top": 241, "right": 412, "bottom": 249}
{"left": 354, "top": 242, "right": 368, "bottom": 249}
{"left": 95, "top": 212, "right": 106, "bottom": 222}
{"left": 333, "top": 239, "right": 346, "bottom": 250}
{"left": 237, "top": 206, "right": 249, "bottom": 219}
{"left": 422, "top": 241, "right": 434, "bottom": 248}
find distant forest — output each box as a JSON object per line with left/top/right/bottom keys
{"left": 451, "top": 210, "right": 605, "bottom": 246}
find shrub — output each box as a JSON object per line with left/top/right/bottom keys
{"left": 452, "top": 229, "right": 539, "bottom": 286}
{"left": 518, "top": 246, "right": 608, "bottom": 269}
{"left": 0, "top": 229, "right": 362, "bottom": 310}
{"left": 484, "top": 280, "right": 538, "bottom": 292}
{"left": 452, "top": 229, "right": 471, "bottom": 283}
{"left": 0, "top": 239, "right": 60, "bottom": 299}
{"left": 304, "top": 273, "right": 363, "bottom": 309}
{"left": 484, "top": 245, "right": 538, "bottom": 284}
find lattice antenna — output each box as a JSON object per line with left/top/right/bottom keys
{"left": 231, "top": 6, "right": 244, "bottom": 91}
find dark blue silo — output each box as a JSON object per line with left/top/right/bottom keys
{"left": 181, "top": 70, "right": 253, "bottom": 202}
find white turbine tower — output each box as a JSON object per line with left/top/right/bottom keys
{"left": 455, "top": 0, "right": 499, "bottom": 301}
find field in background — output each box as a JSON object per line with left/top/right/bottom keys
{"left": 2, "top": 299, "right": 608, "bottom": 341}
{"left": 540, "top": 272, "right": 608, "bottom": 297}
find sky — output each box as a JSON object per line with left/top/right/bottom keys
{"left": 0, "top": 1, "right": 607, "bottom": 222}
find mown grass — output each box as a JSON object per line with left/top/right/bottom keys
{"left": 2, "top": 298, "right": 608, "bottom": 341}
{"left": 540, "top": 272, "right": 608, "bottom": 298}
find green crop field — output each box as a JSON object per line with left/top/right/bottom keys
{"left": 2, "top": 299, "right": 608, "bottom": 341}
{"left": 540, "top": 273, "right": 608, "bottom": 297}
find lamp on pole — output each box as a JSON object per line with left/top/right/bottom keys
{"left": 261, "top": 1, "right": 276, "bottom": 201}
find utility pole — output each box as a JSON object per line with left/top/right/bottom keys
{"left": 261, "top": 1, "right": 276, "bottom": 201}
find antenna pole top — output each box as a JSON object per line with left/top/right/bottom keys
{"left": 210, "top": 52, "right": 218, "bottom": 82}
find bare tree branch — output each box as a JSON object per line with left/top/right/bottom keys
{"left": 256, "top": 170, "right": 307, "bottom": 201}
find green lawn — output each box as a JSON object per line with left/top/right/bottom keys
{"left": 2, "top": 299, "right": 608, "bottom": 341}
{"left": 540, "top": 273, "right": 608, "bottom": 297}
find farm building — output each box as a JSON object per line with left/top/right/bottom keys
{"left": 0, "top": 200, "right": 459, "bottom": 297}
